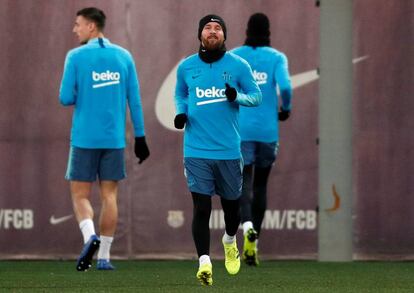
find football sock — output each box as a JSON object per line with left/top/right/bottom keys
{"left": 199, "top": 254, "right": 211, "bottom": 266}
{"left": 222, "top": 232, "right": 236, "bottom": 244}
{"left": 243, "top": 221, "right": 254, "bottom": 235}
{"left": 97, "top": 235, "right": 113, "bottom": 260}
{"left": 79, "top": 219, "right": 96, "bottom": 244}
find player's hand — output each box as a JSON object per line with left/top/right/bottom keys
{"left": 278, "top": 107, "right": 290, "bottom": 121}
{"left": 174, "top": 113, "right": 187, "bottom": 129}
{"left": 225, "top": 83, "right": 237, "bottom": 102}
{"left": 134, "top": 136, "right": 150, "bottom": 164}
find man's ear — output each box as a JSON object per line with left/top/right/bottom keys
{"left": 87, "top": 21, "right": 96, "bottom": 33}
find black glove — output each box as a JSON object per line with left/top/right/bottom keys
{"left": 174, "top": 113, "right": 187, "bottom": 129}
{"left": 278, "top": 107, "right": 290, "bottom": 121}
{"left": 225, "top": 83, "right": 237, "bottom": 102}
{"left": 134, "top": 136, "right": 150, "bottom": 164}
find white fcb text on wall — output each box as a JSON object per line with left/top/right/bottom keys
{"left": 209, "top": 209, "right": 317, "bottom": 230}
{"left": 0, "top": 209, "right": 33, "bottom": 229}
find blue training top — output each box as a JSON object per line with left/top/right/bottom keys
{"left": 59, "top": 37, "right": 145, "bottom": 149}
{"left": 175, "top": 52, "right": 262, "bottom": 159}
{"left": 231, "top": 46, "right": 292, "bottom": 143}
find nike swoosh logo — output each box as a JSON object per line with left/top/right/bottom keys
{"left": 290, "top": 55, "right": 369, "bottom": 89}
{"left": 155, "top": 56, "right": 369, "bottom": 131}
{"left": 50, "top": 214, "right": 73, "bottom": 225}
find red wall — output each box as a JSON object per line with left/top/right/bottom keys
{"left": 0, "top": 0, "right": 412, "bottom": 259}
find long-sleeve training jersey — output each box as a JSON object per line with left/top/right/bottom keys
{"left": 59, "top": 37, "right": 145, "bottom": 149}
{"left": 175, "top": 52, "right": 262, "bottom": 159}
{"left": 231, "top": 46, "right": 292, "bottom": 143}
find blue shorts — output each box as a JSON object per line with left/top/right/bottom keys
{"left": 183, "top": 157, "right": 243, "bottom": 200}
{"left": 241, "top": 141, "right": 279, "bottom": 167}
{"left": 65, "top": 147, "right": 126, "bottom": 182}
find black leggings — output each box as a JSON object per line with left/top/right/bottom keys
{"left": 191, "top": 192, "right": 240, "bottom": 257}
{"left": 240, "top": 165, "right": 272, "bottom": 236}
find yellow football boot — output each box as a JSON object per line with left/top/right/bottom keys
{"left": 222, "top": 239, "right": 241, "bottom": 275}
{"left": 196, "top": 263, "right": 213, "bottom": 286}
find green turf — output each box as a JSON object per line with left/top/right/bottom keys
{"left": 0, "top": 260, "right": 413, "bottom": 292}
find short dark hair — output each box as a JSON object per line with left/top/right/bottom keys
{"left": 76, "top": 7, "right": 106, "bottom": 31}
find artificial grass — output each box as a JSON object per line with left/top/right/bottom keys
{"left": 0, "top": 260, "right": 413, "bottom": 292}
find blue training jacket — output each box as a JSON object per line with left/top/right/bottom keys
{"left": 232, "top": 46, "right": 292, "bottom": 143}
{"left": 59, "top": 37, "right": 145, "bottom": 149}
{"left": 175, "top": 52, "right": 262, "bottom": 159}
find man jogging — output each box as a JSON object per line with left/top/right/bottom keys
{"left": 174, "top": 14, "right": 262, "bottom": 286}
{"left": 59, "top": 7, "right": 149, "bottom": 271}
{"left": 232, "top": 13, "right": 292, "bottom": 266}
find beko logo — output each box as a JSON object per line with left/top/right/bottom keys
{"left": 196, "top": 87, "right": 226, "bottom": 98}
{"left": 92, "top": 70, "right": 120, "bottom": 88}
{"left": 195, "top": 87, "right": 227, "bottom": 106}
{"left": 253, "top": 70, "right": 268, "bottom": 85}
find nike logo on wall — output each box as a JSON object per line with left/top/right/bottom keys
{"left": 154, "top": 56, "right": 369, "bottom": 131}
{"left": 291, "top": 55, "right": 369, "bottom": 88}
{"left": 49, "top": 214, "right": 73, "bottom": 225}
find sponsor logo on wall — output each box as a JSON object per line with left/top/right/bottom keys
{"left": 209, "top": 209, "right": 317, "bottom": 230}
{"left": 167, "top": 210, "right": 184, "bottom": 228}
{"left": 0, "top": 209, "right": 34, "bottom": 229}
{"left": 166, "top": 209, "right": 317, "bottom": 230}
{"left": 49, "top": 214, "right": 73, "bottom": 225}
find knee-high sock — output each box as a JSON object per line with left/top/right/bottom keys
{"left": 220, "top": 197, "right": 241, "bottom": 237}
{"left": 79, "top": 219, "right": 95, "bottom": 244}
{"left": 97, "top": 235, "right": 113, "bottom": 260}
{"left": 240, "top": 165, "right": 254, "bottom": 224}
{"left": 252, "top": 166, "right": 272, "bottom": 235}
{"left": 192, "top": 192, "right": 212, "bottom": 257}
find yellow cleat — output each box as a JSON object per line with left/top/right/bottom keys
{"left": 196, "top": 263, "right": 213, "bottom": 286}
{"left": 222, "top": 239, "right": 241, "bottom": 275}
{"left": 243, "top": 228, "right": 259, "bottom": 266}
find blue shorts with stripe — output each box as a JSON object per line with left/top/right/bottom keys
{"left": 241, "top": 141, "right": 279, "bottom": 167}
{"left": 65, "top": 146, "right": 126, "bottom": 182}
{"left": 183, "top": 157, "right": 243, "bottom": 200}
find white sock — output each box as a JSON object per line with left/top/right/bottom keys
{"left": 97, "top": 235, "right": 113, "bottom": 260}
{"left": 242, "top": 221, "right": 254, "bottom": 235}
{"left": 79, "top": 219, "right": 95, "bottom": 244}
{"left": 222, "top": 232, "right": 236, "bottom": 244}
{"left": 199, "top": 255, "right": 211, "bottom": 266}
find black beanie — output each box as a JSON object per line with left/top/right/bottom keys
{"left": 198, "top": 14, "right": 227, "bottom": 40}
{"left": 246, "top": 13, "right": 270, "bottom": 38}
{"left": 245, "top": 13, "right": 270, "bottom": 47}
